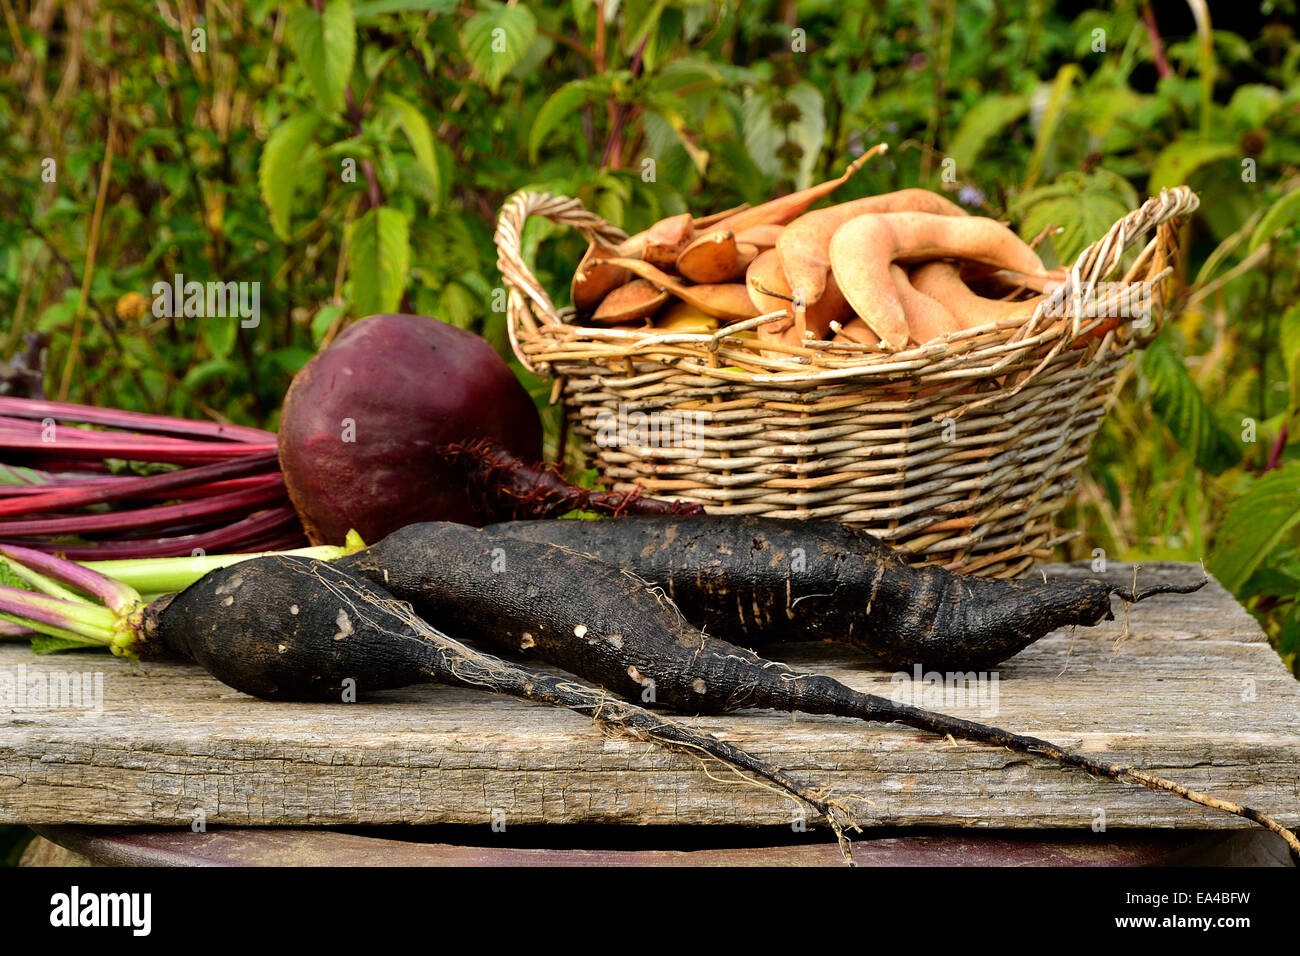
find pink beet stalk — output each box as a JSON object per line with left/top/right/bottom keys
{"left": 0, "top": 397, "right": 275, "bottom": 444}
{"left": 0, "top": 543, "right": 140, "bottom": 613}
{"left": 0, "top": 451, "right": 280, "bottom": 517}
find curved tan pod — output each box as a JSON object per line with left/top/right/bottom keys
{"left": 829, "top": 213, "right": 1046, "bottom": 349}
{"left": 598, "top": 257, "right": 758, "bottom": 322}
{"left": 748, "top": 249, "right": 852, "bottom": 339}
{"left": 892, "top": 265, "right": 960, "bottom": 344}
{"left": 591, "top": 279, "right": 670, "bottom": 325}
{"left": 677, "top": 231, "right": 745, "bottom": 284}
{"left": 708, "top": 143, "right": 887, "bottom": 235}
{"left": 735, "top": 223, "right": 784, "bottom": 248}
{"left": 778, "top": 189, "right": 967, "bottom": 309}
{"left": 910, "top": 261, "right": 1047, "bottom": 331}
{"left": 830, "top": 318, "right": 882, "bottom": 347}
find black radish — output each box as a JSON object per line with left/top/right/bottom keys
{"left": 484, "top": 515, "right": 1205, "bottom": 669}
{"left": 336, "top": 521, "right": 1297, "bottom": 856}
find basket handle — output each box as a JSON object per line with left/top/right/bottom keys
{"left": 985, "top": 185, "right": 1200, "bottom": 404}
{"left": 1029, "top": 185, "right": 1200, "bottom": 341}
{"left": 495, "top": 191, "right": 627, "bottom": 371}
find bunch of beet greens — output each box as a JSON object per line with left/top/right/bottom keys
{"left": 0, "top": 397, "right": 306, "bottom": 559}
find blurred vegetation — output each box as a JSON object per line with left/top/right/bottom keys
{"left": 1, "top": 0, "right": 1298, "bottom": 675}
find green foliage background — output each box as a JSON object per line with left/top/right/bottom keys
{"left": 0, "top": 2, "right": 1299, "bottom": 857}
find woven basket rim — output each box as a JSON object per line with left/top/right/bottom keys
{"left": 496, "top": 184, "right": 1200, "bottom": 391}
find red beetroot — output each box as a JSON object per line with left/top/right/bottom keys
{"left": 277, "top": 314, "right": 542, "bottom": 544}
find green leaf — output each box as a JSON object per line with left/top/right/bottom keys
{"left": 1278, "top": 603, "right": 1300, "bottom": 657}
{"left": 0, "top": 559, "right": 24, "bottom": 590}
{"left": 201, "top": 315, "right": 238, "bottom": 361}
{"left": 1141, "top": 337, "right": 1244, "bottom": 475}
{"left": 1024, "top": 64, "right": 1078, "bottom": 189}
{"left": 946, "top": 94, "right": 1028, "bottom": 174}
{"left": 1209, "top": 461, "right": 1300, "bottom": 593}
{"left": 354, "top": 0, "right": 455, "bottom": 21}
{"left": 183, "top": 358, "right": 239, "bottom": 390}
{"left": 1147, "top": 139, "right": 1236, "bottom": 193}
{"left": 269, "top": 347, "right": 316, "bottom": 375}
{"left": 259, "top": 111, "right": 321, "bottom": 241}
{"left": 1225, "top": 83, "right": 1281, "bottom": 129}
{"left": 286, "top": 0, "right": 356, "bottom": 113}
{"left": 31, "top": 635, "right": 100, "bottom": 654}
{"left": 1009, "top": 171, "right": 1133, "bottom": 264}
{"left": 460, "top": 1, "right": 537, "bottom": 93}
{"left": 741, "top": 82, "right": 825, "bottom": 190}
{"left": 380, "top": 93, "right": 440, "bottom": 206}
{"left": 347, "top": 206, "right": 410, "bottom": 316}
{"left": 1248, "top": 187, "right": 1300, "bottom": 252}
{"left": 1281, "top": 301, "right": 1300, "bottom": 417}
{"left": 311, "top": 303, "right": 347, "bottom": 345}
{"left": 529, "top": 78, "right": 605, "bottom": 162}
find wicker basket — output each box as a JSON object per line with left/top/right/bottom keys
{"left": 495, "top": 186, "right": 1199, "bottom": 577}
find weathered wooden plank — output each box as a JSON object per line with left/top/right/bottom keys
{"left": 0, "top": 562, "right": 1296, "bottom": 831}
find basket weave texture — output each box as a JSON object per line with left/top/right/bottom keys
{"left": 496, "top": 186, "right": 1199, "bottom": 577}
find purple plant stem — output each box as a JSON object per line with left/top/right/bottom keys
{"left": 0, "top": 451, "right": 280, "bottom": 517}
{"left": 0, "top": 585, "right": 104, "bottom": 633}
{"left": 0, "top": 397, "right": 275, "bottom": 444}
{"left": 6, "top": 507, "right": 305, "bottom": 559}
{"left": 0, "top": 542, "right": 137, "bottom": 610}
{"left": 0, "top": 484, "right": 286, "bottom": 536}
{"left": 0, "top": 435, "right": 277, "bottom": 465}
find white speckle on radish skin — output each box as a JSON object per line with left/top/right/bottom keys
{"left": 692, "top": 678, "right": 707, "bottom": 695}
{"left": 520, "top": 633, "right": 535, "bottom": 650}
{"left": 607, "top": 633, "right": 623, "bottom": 649}
{"left": 573, "top": 624, "right": 587, "bottom": 639}
{"left": 215, "top": 574, "right": 243, "bottom": 595}
{"left": 333, "top": 609, "right": 354, "bottom": 641}
{"left": 290, "top": 605, "right": 299, "bottom": 615}
{"left": 278, "top": 644, "right": 287, "bottom": 654}
{"left": 221, "top": 595, "right": 234, "bottom": 606}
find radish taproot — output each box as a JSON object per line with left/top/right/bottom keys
{"left": 328, "top": 521, "right": 1298, "bottom": 854}
{"left": 0, "top": 545, "right": 857, "bottom": 856}
{"left": 483, "top": 515, "right": 1201, "bottom": 670}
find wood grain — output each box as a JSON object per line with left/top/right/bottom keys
{"left": 1, "top": 562, "right": 1296, "bottom": 833}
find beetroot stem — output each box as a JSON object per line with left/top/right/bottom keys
{"left": 0, "top": 452, "right": 280, "bottom": 518}
{"left": 0, "top": 397, "right": 275, "bottom": 444}
{"left": 0, "top": 543, "right": 141, "bottom": 612}
{"left": 0, "top": 483, "right": 286, "bottom": 535}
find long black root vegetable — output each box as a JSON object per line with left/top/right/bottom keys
{"left": 139, "top": 554, "right": 858, "bottom": 857}
{"left": 484, "top": 515, "right": 1206, "bottom": 669}
{"left": 339, "top": 522, "right": 1298, "bottom": 856}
